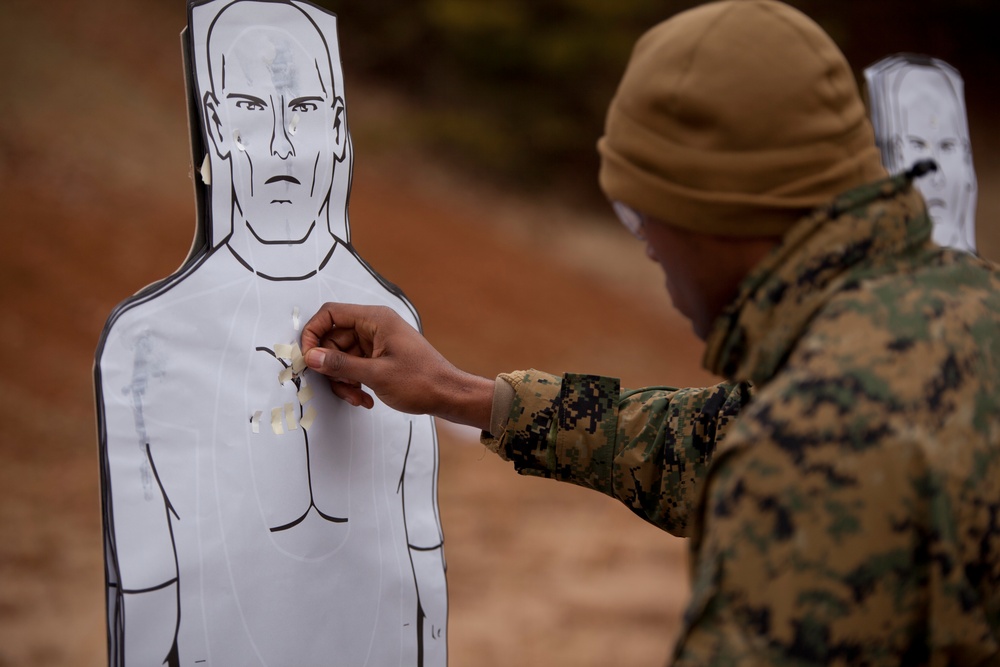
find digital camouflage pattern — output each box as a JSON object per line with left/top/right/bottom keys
{"left": 487, "top": 372, "right": 751, "bottom": 535}
{"left": 483, "top": 171, "right": 1000, "bottom": 664}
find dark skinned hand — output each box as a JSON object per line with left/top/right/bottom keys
{"left": 301, "top": 303, "right": 494, "bottom": 431}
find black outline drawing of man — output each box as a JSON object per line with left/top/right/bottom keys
{"left": 867, "top": 55, "right": 978, "bottom": 253}
{"left": 95, "top": 1, "right": 447, "bottom": 665}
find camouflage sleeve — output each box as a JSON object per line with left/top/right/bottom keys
{"left": 481, "top": 369, "right": 751, "bottom": 536}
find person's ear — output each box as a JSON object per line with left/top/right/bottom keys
{"left": 331, "top": 97, "right": 347, "bottom": 162}
{"left": 203, "top": 91, "right": 230, "bottom": 160}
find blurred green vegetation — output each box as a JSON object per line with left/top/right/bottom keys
{"left": 323, "top": 0, "right": 998, "bottom": 198}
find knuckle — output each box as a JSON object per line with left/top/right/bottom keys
{"left": 329, "top": 351, "right": 346, "bottom": 373}
{"left": 374, "top": 305, "right": 398, "bottom": 326}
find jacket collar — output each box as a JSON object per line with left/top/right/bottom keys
{"left": 702, "top": 172, "right": 934, "bottom": 385}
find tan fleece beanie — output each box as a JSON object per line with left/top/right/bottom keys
{"left": 598, "top": 0, "right": 887, "bottom": 237}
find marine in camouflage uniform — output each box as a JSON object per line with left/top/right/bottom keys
{"left": 300, "top": 0, "right": 1000, "bottom": 663}
{"left": 482, "top": 169, "right": 1000, "bottom": 664}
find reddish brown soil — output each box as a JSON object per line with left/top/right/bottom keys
{"left": 1, "top": 1, "right": 997, "bottom": 665}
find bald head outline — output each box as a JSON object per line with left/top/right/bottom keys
{"left": 889, "top": 65, "right": 974, "bottom": 249}
{"left": 202, "top": 1, "right": 347, "bottom": 245}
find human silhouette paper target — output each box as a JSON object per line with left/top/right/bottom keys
{"left": 94, "top": 1, "right": 447, "bottom": 665}
{"left": 865, "top": 54, "right": 978, "bottom": 253}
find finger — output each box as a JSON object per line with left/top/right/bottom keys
{"left": 302, "top": 303, "right": 384, "bottom": 358}
{"left": 305, "top": 346, "right": 373, "bottom": 386}
{"left": 301, "top": 304, "right": 338, "bottom": 352}
{"left": 329, "top": 380, "right": 375, "bottom": 409}
{"left": 302, "top": 302, "right": 365, "bottom": 347}
{"left": 322, "top": 328, "right": 368, "bottom": 360}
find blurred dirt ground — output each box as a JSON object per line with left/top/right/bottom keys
{"left": 0, "top": 1, "right": 997, "bottom": 666}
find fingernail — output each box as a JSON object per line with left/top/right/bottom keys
{"left": 345, "top": 396, "right": 358, "bottom": 407}
{"left": 306, "top": 348, "right": 325, "bottom": 369}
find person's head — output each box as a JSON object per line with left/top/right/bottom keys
{"left": 202, "top": 1, "right": 347, "bottom": 244}
{"left": 598, "top": 0, "right": 886, "bottom": 339}
{"left": 890, "top": 66, "right": 974, "bottom": 247}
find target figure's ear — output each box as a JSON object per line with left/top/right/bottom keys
{"left": 204, "top": 91, "right": 230, "bottom": 160}
{"left": 331, "top": 97, "right": 347, "bottom": 163}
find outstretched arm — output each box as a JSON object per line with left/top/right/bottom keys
{"left": 303, "top": 303, "right": 752, "bottom": 535}
{"left": 302, "top": 303, "right": 494, "bottom": 429}
{"left": 486, "top": 370, "right": 750, "bottom": 536}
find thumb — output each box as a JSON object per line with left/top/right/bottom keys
{"left": 305, "top": 347, "right": 371, "bottom": 385}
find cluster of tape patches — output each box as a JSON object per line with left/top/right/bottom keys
{"left": 251, "top": 308, "right": 319, "bottom": 436}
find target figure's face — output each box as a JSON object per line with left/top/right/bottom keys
{"left": 893, "top": 68, "right": 973, "bottom": 245}
{"left": 205, "top": 16, "right": 345, "bottom": 243}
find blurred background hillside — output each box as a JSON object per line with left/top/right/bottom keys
{"left": 329, "top": 0, "right": 999, "bottom": 198}
{"left": 0, "top": 0, "right": 997, "bottom": 665}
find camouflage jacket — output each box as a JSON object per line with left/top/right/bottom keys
{"left": 483, "top": 172, "right": 1000, "bottom": 665}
